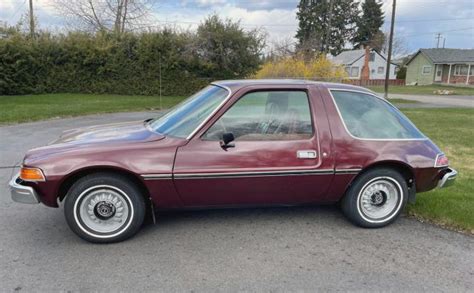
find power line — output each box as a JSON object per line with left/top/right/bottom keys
{"left": 8, "top": 0, "right": 27, "bottom": 23}
{"left": 400, "top": 27, "right": 474, "bottom": 38}
{"left": 396, "top": 17, "right": 473, "bottom": 23}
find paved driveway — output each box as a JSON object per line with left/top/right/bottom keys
{"left": 1, "top": 113, "right": 473, "bottom": 291}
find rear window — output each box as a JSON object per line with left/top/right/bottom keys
{"left": 331, "top": 90, "right": 425, "bottom": 139}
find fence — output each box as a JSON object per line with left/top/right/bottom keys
{"left": 342, "top": 79, "right": 405, "bottom": 86}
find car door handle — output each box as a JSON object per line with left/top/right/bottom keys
{"left": 297, "top": 150, "right": 317, "bottom": 159}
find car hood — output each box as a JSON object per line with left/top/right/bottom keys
{"left": 49, "top": 120, "right": 164, "bottom": 145}
{"left": 23, "top": 120, "right": 165, "bottom": 163}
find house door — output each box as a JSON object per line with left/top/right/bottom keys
{"left": 435, "top": 65, "right": 443, "bottom": 82}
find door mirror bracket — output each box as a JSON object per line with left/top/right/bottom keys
{"left": 220, "top": 133, "right": 235, "bottom": 150}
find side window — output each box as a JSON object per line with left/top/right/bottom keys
{"left": 331, "top": 90, "right": 425, "bottom": 139}
{"left": 203, "top": 91, "right": 313, "bottom": 141}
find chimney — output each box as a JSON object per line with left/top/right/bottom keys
{"left": 360, "top": 46, "right": 370, "bottom": 80}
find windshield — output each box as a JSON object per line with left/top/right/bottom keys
{"left": 149, "top": 85, "right": 229, "bottom": 138}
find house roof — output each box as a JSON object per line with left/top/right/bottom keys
{"left": 407, "top": 48, "right": 474, "bottom": 65}
{"left": 332, "top": 49, "right": 366, "bottom": 65}
{"left": 332, "top": 49, "right": 396, "bottom": 66}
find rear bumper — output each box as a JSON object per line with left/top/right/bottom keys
{"left": 9, "top": 173, "right": 40, "bottom": 204}
{"left": 437, "top": 168, "right": 457, "bottom": 189}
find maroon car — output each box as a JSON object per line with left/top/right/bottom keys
{"left": 10, "top": 80, "right": 457, "bottom": 243}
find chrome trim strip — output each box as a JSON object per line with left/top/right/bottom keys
{"left": 327, "top": 88, "right": 428, "bottom": 142}
{"left": 185, "top": 84, "right": 233, "bottom": 140}
{"left": 335, "top": 168, "right": 362, "bottom": 174}
{"left": 9, "top": 173, "right": 40, "bottom": 204}
{"left": 141, "top": 168, "right": 362, "bottom": 180}
{"left": 174, "top": 169, "right": 334, "bottom": 179}
{"left": 141, "top": 174, "right": 173, "bottom": 181}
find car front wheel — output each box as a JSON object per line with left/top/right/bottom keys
{"left": 64, "top": 173, "right": 146, "bottom": 243}
{"left": 341, "top": 168, "right": 408, "bottom": 228}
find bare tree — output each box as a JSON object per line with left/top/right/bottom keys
{"left": 269, "top": 37, "right": 296, "bottom": 60}
{"left": 53, "top": 0, "right": 154, "bottom": 34}
{"left": 382, "top": 30, "right": 408, "bottom": 58}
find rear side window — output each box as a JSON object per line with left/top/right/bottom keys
{"left": 331, "top": 90, "right": 425, "bottom": 139}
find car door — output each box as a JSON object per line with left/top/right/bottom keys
{"left": 173, "top": 85, "right": 334, "bottom": 207}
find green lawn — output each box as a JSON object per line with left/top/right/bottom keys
{"left": 367, "top": 84, "right": 474, "bottom": 96}
{"left": 402, "top": 108, "right": 474, "bottom": 233}
{"left": 0, "top": 93, "right": 186, "bottom": 125}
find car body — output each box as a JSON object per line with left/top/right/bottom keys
{"left": 10, "top": 80, "right": 457, "bottom": 243}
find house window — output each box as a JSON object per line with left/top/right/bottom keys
{"left": 378, "top": 67, "right": 384, "bottom": 74}
{"left": 344, "top": 66, "right": 351, "bottom": 75}
{"left": 454, "top": 65, "right": 469, "bottom": 76}
{"left": 422, "top": 66, "right": 432, "bottom": 75}
{"left": 346, "top": 66, "right": 359, "bottom": 77}
{"left": 369, "top": 52, "right": 375, "bottom": 62}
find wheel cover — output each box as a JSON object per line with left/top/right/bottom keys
{"left": 75, "top": 186, "right": 132, "bottom": 236}
{"left": 358, "top": 178, "right": 401, "bottom": 221}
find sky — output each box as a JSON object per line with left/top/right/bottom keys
{"left": 1, "top": 0, "right": 473, "bottom": 55}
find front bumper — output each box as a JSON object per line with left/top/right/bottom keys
{"left": 438, "top": 167, "right": 457, "bottom": 188}
{"left": 9, "top": 173, "right": 40, "bottom": 204}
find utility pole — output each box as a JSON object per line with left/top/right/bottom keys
{"left": 29, "top": 0, "right": 35, "bottom": 38}
{"left": 435, "top": 33, "right": 442, "bottom": 48}
{"left": 442, "top": 37, "right": 446, "bottom": 48}
{"left": 384, "top": 0, "right": 396, "bottom": 99}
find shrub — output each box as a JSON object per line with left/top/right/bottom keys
{"left": 254, "top": 55, "right": 347, "bottom": 81}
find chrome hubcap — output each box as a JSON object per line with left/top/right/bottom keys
{"left": 359, "top": 179, "right": 400, "bottom": 220}
{"left": 78, "top": 188, "right": 130, "bottom": 234}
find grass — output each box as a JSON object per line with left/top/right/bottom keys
{"left": 401, "top": 108, "right": 474, "bottom": 233}
{"left": 0, "top": 93, "right": 186, "bottom": 125}
{"left": 367, "top": 84, "right": 474, "bottom": 96}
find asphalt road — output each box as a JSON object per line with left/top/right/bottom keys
{"left": 386, "top": 93, "right": 474, "bottom": 108}
{"left": 1, "top": 112, "right": 473, "bottom": 292}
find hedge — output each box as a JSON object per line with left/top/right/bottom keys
{"left": 0, "top": 17, "right": 264, "bottom": 96}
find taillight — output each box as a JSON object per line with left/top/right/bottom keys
{"left": 434, "top": 154, "right": 449, "bottom": 167}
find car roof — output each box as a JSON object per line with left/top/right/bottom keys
{"left": 211, "top": 79, "right": 375, "bottom": 95}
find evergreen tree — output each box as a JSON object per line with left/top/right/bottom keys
{"left": 352, "top": 0, "right": 385, "bottom": 50}
{"left": 295, "top": 0, "right": 358, "bottom": 58}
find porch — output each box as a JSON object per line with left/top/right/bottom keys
{"left": 435, "top": 64, "right": 474, "bottom": 86}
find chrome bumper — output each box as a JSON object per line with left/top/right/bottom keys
{"left": 438, "top": 168, "right": 457, "bottom": 189}
{"left": 9, "top": 174, "right": 40, "bottom": 204}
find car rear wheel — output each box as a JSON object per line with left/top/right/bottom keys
{"left": 64, "top": 173, "right": 146, "bottom": 243}
{"left": 341, "top": 168, "right": 408, "bottom": 228}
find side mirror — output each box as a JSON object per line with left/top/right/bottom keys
{"left": 220, "top": 132, "right": 235, "bottom": 150}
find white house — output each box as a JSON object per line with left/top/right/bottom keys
{"left": 332, "top": 47, "right": 398, "bottom": 80}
